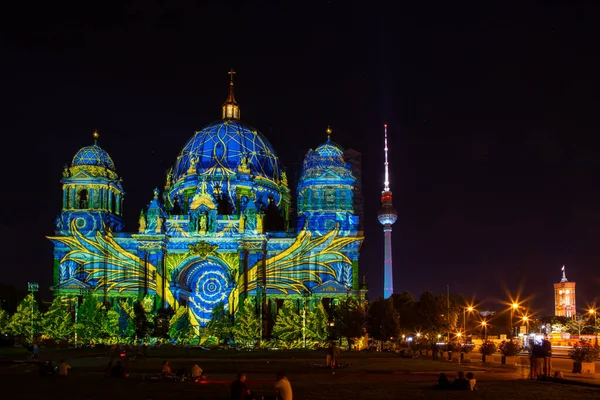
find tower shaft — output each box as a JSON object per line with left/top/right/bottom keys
{"left": 383, "top": 224, "right": 393, "bottom": 299}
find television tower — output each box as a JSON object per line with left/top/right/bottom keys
{"left": 377, "top": 124, "right": 397, "bottom": 299}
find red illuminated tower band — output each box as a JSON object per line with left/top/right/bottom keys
{"left": 377, "top": 124, "right": 397, "bottom": 299}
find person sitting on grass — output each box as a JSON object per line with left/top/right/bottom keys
{"left": 161, "top": 360, "right": 175, "bottom": 378}
{"left": 111, "top": 361, "right": 127, "bottom": 378}
{"left": 104, "top": 361, "right": 114, "bottom": 378}
{"left": 453, "top": 371, "right": 469, "bottom": 390}
{"left": 231, "top": 372, "right": 252, "bottom": 400}
{"left": 58, "top": 360, "right": 71, "bottom": 377}
{"left": 466, "top": 372, "right": 476, "bottom": 391}
{"left": 191, "top": 363, "right": 204, "bottom": 381}
{"left": 435, "top": 373, "right": 451, "bottom": 389}
{"left": 274, "top": 371, "right": 293, "bottom": 400}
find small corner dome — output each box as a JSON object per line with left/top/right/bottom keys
{"left": 72, "top": 145, "right": 116, "bottom": 170}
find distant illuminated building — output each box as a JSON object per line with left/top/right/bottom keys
{"left": 377, "top": 125, "right": 397, "bottom": 299}
{"left": 554, "top": 265, "right": 576, "bottom": 318}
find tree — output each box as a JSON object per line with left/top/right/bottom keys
{"left": 0, "top": 307, "right": 9, "bottom": 335}
{"left": 415, "top": 291, "right": 450, "bottom": 333}
{"left": 105, "top": 310, "right": 121, "bottom": 342}
{"left": 8, "top": 294, "right": 42, "bottom": 343}
{"left": 42, "top": 297, "right": 73, "bottom": 341}
{"left": 367, "top": 297, "right": 400, "bottom": 341}
{"left": 152, "top": 307, "right": 172, "bottom": 339}
{"left": 272, "top": 300, "right": 302, "bottom": 343}
{"left": 333, "top": 297, "right": 366, "bottom": 347}
{"left": 305, "top": 302, "right": 330, "bottom": 343}
{"left": 168, "top": 306, "right": 195, "bottom": 344}
{"left": 391, "top": 292, "right": 417, "bottom": 332}
{"left": 116, "top": 299, "right": 136, "bottom": 340}
{"left": 206, "top": 302, "right": 233, "bottom": 344}
{"left": 76, "top": 296, "right": 107, "bottom": 344}
{"left": 133, "top": 301, "right": 153, "bottom": 341}
{"left": 233, "top": 297, "right": 260, "bottom": 346}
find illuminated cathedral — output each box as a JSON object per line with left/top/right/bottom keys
{"left": 49, "top": 72, "right": 364, "bottom": 328}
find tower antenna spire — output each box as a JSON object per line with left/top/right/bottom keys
{"left": 383, "top": 124, "right": 390, "bottom": 192}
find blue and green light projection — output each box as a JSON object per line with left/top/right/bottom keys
{"left": 49, "top": 75, "right": 363, "bottom": 327}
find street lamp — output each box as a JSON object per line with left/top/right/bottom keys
{"left": 510, "top": 303, "right": 519, "bottom": 339}
{"left": 480, "top": 320, "right": 488, "bottom": 341}
{"left": 521, "top": 315, "right": 529, "bottom": 335}
{"left": 464, "top": 306, "right": 474, "bottom": 332}
{"left": 589, "top": 306, "right": 598, "bottom": 333}
{"left": 27, "top": 282, "right": 39, "bottom": 345}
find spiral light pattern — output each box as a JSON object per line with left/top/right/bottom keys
{"left": 186, "top": 260, "right": 232, "bottom": 325}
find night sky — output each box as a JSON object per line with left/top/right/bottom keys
{"left": 2, "top": 2, "right": 600, "bottom": 315}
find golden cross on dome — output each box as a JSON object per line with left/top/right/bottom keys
{"left": 326, "top": 126, "right": 332, "bottom": 141}
{"left": 93, "top": 129, "right": 100, "bottom": 145}
{"left": 228, "top": 68, "right": 236, "bottom": 82}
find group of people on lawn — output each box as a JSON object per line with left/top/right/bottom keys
{"left": 436, "top": 371, "right": 477, "bottom": 391}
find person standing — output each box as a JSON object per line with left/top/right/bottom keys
{"left": 529, "top": 342, "right": 540, "bottom": 379}
{"left": 431, "top": 342, "right": 438, "bottom": 361}
{"left": 274, "top": 372, "right": 293, "bottom": 400}
{"left": 33, "top": 344, "right": 39, "bottom": 361}
{"left": 542, "top": 336, "right": 552, "bottom": 377}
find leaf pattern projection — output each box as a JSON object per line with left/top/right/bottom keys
{"left": 243, "top": 225, "right": 360, "bottom": 295}
{"left": 49, "top": 220, "right": 176, "bottom": 307}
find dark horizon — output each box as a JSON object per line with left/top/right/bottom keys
{"left": 2, "top": 2, "right": 600, "bottom": 316}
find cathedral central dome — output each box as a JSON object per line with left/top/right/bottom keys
{"left": 172, "top": 120, "right": 282, "bottom": 182}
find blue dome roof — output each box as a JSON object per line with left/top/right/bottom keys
{"left": 72, "top": 145, "right": 116, "bottom": 170}
{"left": 173, "top": 120, "right": 282, "bottom": 182}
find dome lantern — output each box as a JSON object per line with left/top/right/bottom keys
{"left": 222, "top": 69, "right": 240, "bottom": 121}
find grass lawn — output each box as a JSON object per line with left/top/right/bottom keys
{"left": 1, "top": 347, "right": 599, "bottom": 399}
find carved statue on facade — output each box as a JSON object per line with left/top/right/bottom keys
{"left": 187, "top": 157, "right": 198, "bottom": 175}
{"left": 256, "top": 213, "right": 263, "bottom": 233}
{"left": 138, "top": 211, "right": 146, "bottom": 233}
{"left": 237, "top": 154, "right": 251, "bottom": 174}
{"left": 239, "top": 214, "right": 246, "bottom": 233}
{"left": 156, "top": 215, "right": 163, "bottom": 233}
{"left": 199, "top": 213, "right": 207, "bottom": 232}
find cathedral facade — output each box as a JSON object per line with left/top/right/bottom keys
{"left": 48, "top": 75, "right": 364, "bottom": 327}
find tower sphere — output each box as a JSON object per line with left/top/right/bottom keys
{"left": 377, "top": 204, "right": 397, "bottom": 225}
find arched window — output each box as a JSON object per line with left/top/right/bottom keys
{"left": 78, "top": 189, "right": 88, "bottom": 209}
